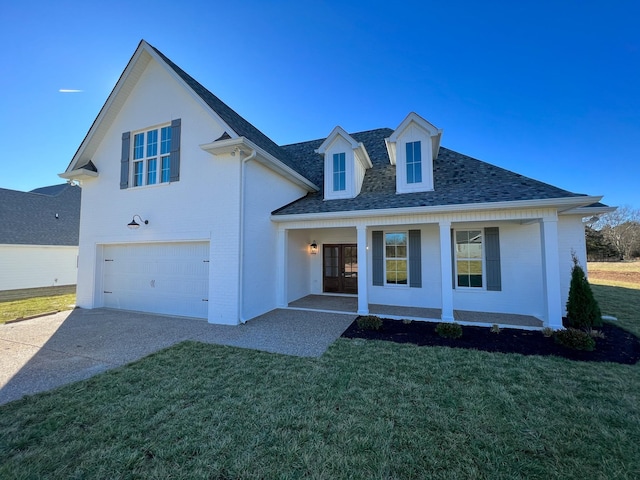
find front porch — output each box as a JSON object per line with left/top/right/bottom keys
{"left": 288, "top": 294, "right": 543, "bottom": 329}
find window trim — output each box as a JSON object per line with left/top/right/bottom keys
{"left": 406, "top": 140, "right": 422, "bottom": 184}
{"left": 454, "top": 229, "right": 485, "bottom": 289}
{"left": 129, "top": 124, "right": 172, "bottom": 188}
{"left": 332, "top": 152, "right": 346, "bottom": 192}
{"left": 383, "top": 231, "right": 409, "bottom": 287}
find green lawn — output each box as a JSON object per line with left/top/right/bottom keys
{"left": 1, "top": 288, "right": 639, "bottom": 478}
{"left": 0, "top": 294, "right": 76, "bottom": 324}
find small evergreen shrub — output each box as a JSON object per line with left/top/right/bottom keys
{"left": 554, "top": 328, "right": 596, "bottom": 351}
{"left": 490, "top": 324, "right": 500, "bottom": 334}
{"left": 541, "top": 327, "right": 554, "bottom": 338}
{"left": 357, "top": 315, "right": 383, "bottom": 331}
{"left": 435, "top": 322, "right": 463, "bottom": 339}
{"left": 566, "top": 253, "right": 602, "bottom": 328}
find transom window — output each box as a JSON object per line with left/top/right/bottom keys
{"left": 132, "top": 125, "right": 172, "bottom": 187}
{"left": 406, "top": 141, "right": 422, "bottom": 184}
{"left": 455, "top": 230, "right": 483, "bottom": 288}
{"left": 385, "top": 232, "right": 408, "bottom": 285}
{"left": 333, "top": 152, "right": 346, "bottom": 191}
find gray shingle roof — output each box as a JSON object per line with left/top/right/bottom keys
{"left": 150, "top": 44, "right": 309, "bottom": 178}
{"left": 0, "top": 184, "right": 81, "bottom": 245}
{"left": 273, "top": 128, "right": 588, "bottom": 216}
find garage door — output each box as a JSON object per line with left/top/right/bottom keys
{"left": 102, "top": 242, "right": 209, "bottom": 318}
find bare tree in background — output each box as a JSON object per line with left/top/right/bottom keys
{"left": 592, "top": 205, "right": 640, "bottom": 260}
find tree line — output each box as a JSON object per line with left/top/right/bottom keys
{"left": 586, "top": 205, "right": 640, "bottom": 261}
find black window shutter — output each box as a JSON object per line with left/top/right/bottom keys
{"left": 485, "top": 227, "right": 502, "bottom": 291}
{"left": 372, "top": 231, "right": 384, "bottom": 286}
{"left": 408, "top": 230, "right": 422, "bottom": 288}
{"left": 120, "top": 131, "right": 130, "bottom": 189}
{"left": 170, "top": 118, "right": 181, "bottom": 182}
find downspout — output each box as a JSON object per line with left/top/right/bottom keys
{"left": 238, "top": 148, "right": 257, "bottom": 324}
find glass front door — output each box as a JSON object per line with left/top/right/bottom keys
{"left": 323, "top": 244, "right": 358, "bottom": 294}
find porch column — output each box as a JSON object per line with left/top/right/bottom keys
{"left": 356, "top": 224, "right": 369, "bottom": 315}
{"left": 275, "top": 227, "right": 287, "bottom": 308}
{"left": 439, "top": 221, "right": 454, "bottom": 322}
{"left": 540, "top": 217, "right": 563, "bottom": 329}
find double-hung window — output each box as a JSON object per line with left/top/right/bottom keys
{"left": 406, "top": 141, "right": 422, "bottom": 184}
{"left": 385, "top": 232, "right": 408, "bottom": 285}
{"left": 455, "top": 230, "right": 483, "bottom": 288}
{"left": 132, "top": 125, "right": 172, "bottom": 187}
{"left": 333, "top": 152, "right": 346, "bottom": 191}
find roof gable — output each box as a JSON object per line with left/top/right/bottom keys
{"left": 64, "top": 41, "right": 302, "bottom": 178}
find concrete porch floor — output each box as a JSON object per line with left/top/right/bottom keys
{"left": 288, "top": 294, "right": 543, "bottom": 329}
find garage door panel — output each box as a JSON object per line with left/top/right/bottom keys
{"left": 102, "top": 242, "right": 209, "bottom": 318}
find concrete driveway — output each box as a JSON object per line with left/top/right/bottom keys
{"left": 0, "top": 308, "right": 356, "bottom": 406}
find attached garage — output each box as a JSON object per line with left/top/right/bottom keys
{"left": 102, "top": 242, "right": 209, "bottom": 319}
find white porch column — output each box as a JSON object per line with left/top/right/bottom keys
{"left": 439, "top": 221, "right": 454, "bottom": 322}
{"left": 540, "top": 216, "right": 563, "bottom": 329}
{"left": 275, "top": 227, "right": 287, "bottom": 308}
{"left": 356, "top": 224, "right": 369, "bottom": 315}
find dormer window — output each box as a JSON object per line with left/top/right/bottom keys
{"left": 406, "top": 141, "right": 422, "bottom": 184}
{"left": 316, "top": 126, "right": 372, "bottom": 201}
{"left": 333, "top": 153, "right": 346, "bottom": 191}
{"left": 385, "top": 113, "right": 442, "bottom": 195}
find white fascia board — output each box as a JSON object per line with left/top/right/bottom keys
{"left": 271, "top": 195, "right": 604, "bottom": 223}
{"left": 560, "top": 205, "right": 616, "bottom": 216}
{"left": 64, "top": 45, "right": 152, "bottom": 173}
{"left": 58, "top": 168, "right": 98, "bottom": 181}
{"left": 65, "top": 41, "right": 241, "bottom": 174}
{"left": 356, "top": 142, "right": 373, "bottom": 169}
{"left": 201, "top": 137, "right": 318, "bottom": 192}
{"left": 315, "top": 126, "right": 359, "bottom": 154}
{"left": 384, "top": 138, "right": 397, "bottom": 165}
{"left": 387, "top": 112, "right": 441, "bottom": 142}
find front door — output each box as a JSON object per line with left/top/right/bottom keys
{"left": 323, "top": 244, "right": 358, "bottom": 294}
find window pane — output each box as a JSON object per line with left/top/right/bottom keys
{"left": 147, "top": 158, "right": 157, "bottom": 185}
{"left": 146, "top": 129, "right": 158, "bottom": 157}
{"left": 161, "top": 156, "right": 170, "bottom": 183}
{"left": 406, "top": 141, "right": 422, "bottom": 184}
{"left": 133, "top": 161, "right": 143, "bottom": 186}
{"left": 414, "top": 161, "right": 422, "bottom": 183}
{"left": 458, "top": 275, "right": 470, "bottom": 287}
{"left": 160, "top": 126, "right": 171, "bottom": 154}
{"left": 470, "top": 274, "right": 483, "bottom": 288}
{"left": 133, "top": 133, "right": 144, "bottom": 160}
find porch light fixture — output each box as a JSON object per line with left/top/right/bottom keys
{"left": 127, "top": 215, "right": 149, "bottom": 229}
{"left": 309, "top": 241, "right": 318, "bottom": 255}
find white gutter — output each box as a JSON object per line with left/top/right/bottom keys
{"left": 270, "top": 195, "right": 604, "bottom": 223}
{"left": 238, "top": 148, "right": 257, "bottom": 324}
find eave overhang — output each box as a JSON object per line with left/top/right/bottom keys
{"left": 271, "top": 195, "right": 604, "bottom": 223}
{"left": 200, "top": 137, "right": 319, "bottom": 192}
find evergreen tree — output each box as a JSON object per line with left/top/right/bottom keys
{"left": 566, "top": 253, "right": 602, "bottom": 328}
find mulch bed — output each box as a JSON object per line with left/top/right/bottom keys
{"left": 341, "top": 318, "right": 640, "bottom": 365}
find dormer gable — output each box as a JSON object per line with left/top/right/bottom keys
{"left": 316, "top": 126, "right": 372, "bottom": 200}
{"left": 385, "top": 112, "right": 442, "bottom": 194}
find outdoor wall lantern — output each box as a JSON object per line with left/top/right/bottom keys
{"left": 127, "top": 215, "right": 149, "bottom": 230}
{"left": 309, "top": 241, "right": 318, "bottom": 255}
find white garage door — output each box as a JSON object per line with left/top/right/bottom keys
{"left": 102, "top": 242, "right": 209, "bottom": 319}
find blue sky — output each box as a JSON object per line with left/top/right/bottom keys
{"left": 1, "top": 0, "right": 638, "bottom": 208}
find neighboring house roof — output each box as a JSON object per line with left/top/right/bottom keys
{"left": 0, "top": 184, "right": 81, "bottom": 246}
{"left": 274, "top": 128, "right": 591, "bottom": 216}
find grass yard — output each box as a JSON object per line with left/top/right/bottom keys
{"left": 0, "top": 267, "right": 639, "bottom": 478}
{"left": 0, "top": 293, "right": 76, "bottom": 324}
